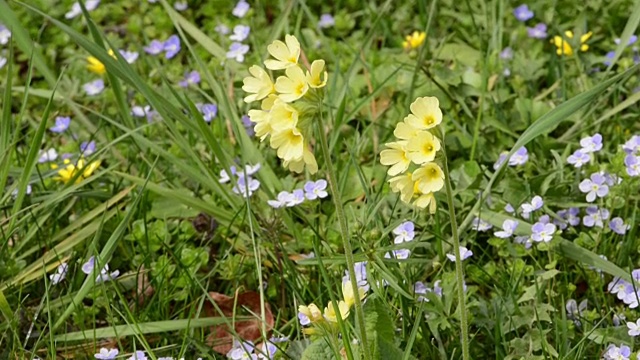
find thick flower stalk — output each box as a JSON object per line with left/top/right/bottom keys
{"left": 380, "top": 96, "right": 445, "bottom": 213}
{"left": 242, "top": 34, "right": 328, "bottom": 174}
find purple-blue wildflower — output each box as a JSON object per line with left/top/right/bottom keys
{"left": 493, "top": 152, "right": 508, "bottom": 169}
{"left": 499, "top": 47, "right": 513, "bottom": 60}
{"left": 174, "top": 1, "right": 188, "bottom": 11}
{"left": 623, "top": 135, "right": 640, "bottom": 154}
{"left": 119, "top": 49, "right": 139, "bottom": 64}
{"left": 625, "top": 154, "right": 640, "bottom": 176}
{"left": 144, "top": 40, "right": 164, "bottom": 55}
{"left": 603, "top": 344, "right": 631, "bottom": 360}
{"left": 80, "top": 140, "right": 96, "bottom": 156}
{"left": 197, "top": 103, "right": 218, "bottom": 122}
{"left": 392, "top": 221, "right": 415, "bottom": 243}
{"left": 494, "top": 219, "right": 518, "bottom": 238}
{"left": 609, "top": 217, "right": 630, "bottom": 235}
{"left": 0, "top": 24, "right": 11, "bottom": 45}
{"left": 65, "top": 0, "right": 100, "bottom": 19}
{"left": 229, "top": 25, "right": 250, "bottom": 42}
{"left": 578, "top": 173, "right": 609, "bottom": 202}
{"left": 38, "top": 148, "right": 58, "bottom": 163}
{"left": 318, "top": 14, "right": 335, "bottom": 29}
{"left": 508, "top": 147, "right": 528, "bottom": 166}
{"left": 178, "top": 70, "right": 201, "bottom": 87}
{"left": 50, "top": 116, "right": 71, "bottom": 133}
{"left": 232, "top": 0, "right": 250, "bottom": 18}
{"left": 303, "top": 179, "right": 328, "bottom": 200}
{"left": 520, "top": 195, "right": 543, "bottom": 215}
{"left": 81, "top": 256, "right": 120, "bottom": 283}
{"left": 579, "top": 133, "right": 603, "bottom": 153}
{"left": 472, "top": 217, "right": 493, "bottom": 231}
{"left": 513, "top": 4, "right": 534, "bottom": 21}
{"left": 94, "top": 348, "right": 119, "bottom": 360}
{"left": 531, "top": 222, "right": 556, "bottom": 243}
{"left": 567, "top": 149, "right": 590, "bottom": 167}
{"left": 163, "top": 35, "right": 181, "bottom": 59}
{"left": 527, "top": 23, "right": 547, "bottom": 39}
{"left": 83, "top": 79, "right": 105, "bottom": 95}
{"left": 446, "top": 246, "right": 473, "bottom": 262}
{"left": 226, "top": 42, "right": 250, "bottom": 62}
{"left": 583, "top": 206, "right": 610, "bottom": 228}
{"left": 215, "top": 24, "right": 230, "bottom": 35}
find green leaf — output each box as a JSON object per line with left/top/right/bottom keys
{"left": 363, "top": 298, "right": 405, "bottom": 359}
{"left": 588, "top": 327, "right": 633, "bottom": 346}
{"left": 301, "top": 339, "right": 337, "bottom": 360}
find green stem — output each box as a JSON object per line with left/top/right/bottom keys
{"left": 316, "top": 114, "right": 371, "bottom": 360}
{"left": 442, "top": 150, "right": 470, "bottom": 360}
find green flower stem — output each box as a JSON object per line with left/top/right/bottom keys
{"left": 442, "top": 149, "right": 470, "bottom": 360}
{"left": 316, "top": 114, "right": 371, "bottom": 360}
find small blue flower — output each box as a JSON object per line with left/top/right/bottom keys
{"left": 197, "top": 103, "right": 218, "bottom": 122}
{"left": 494, "top": 219, "right": 518, "bottom": 238}
{"left": 50, "top": 116, "right": 71, "bottom": 133}
{"left": 215, "top": 24, "right": 230, "bottom": 35}
{"left": 318, "top": 14, "right": 335, "bottom": 29}
{"left": 508, "top": 147, "right": 528, "bottom": 166}
{"left": 446, "top": 246, "right": 473, "bottom": 262}
{"left": 499, "top": 47, "right": 513, "bottom": 60}
{"left": 567, "top": 149, "right": 590, "bottom": 168}
{"left": 303, "top": 179, "right": 328, "bottom": 200}
{"left": 119, "top": 49, "right": 139, "bottom": 64}
{"left": 241, "top": 115, "right": 255, "bottom": 137}
{"left": 127, "top": 351, "right": 147, "bottom": 360}
{"left": 623, "top": 135, "right": 640, "bottom": 154}
{"left": 609, "top": 217, "right": 630, "bottom": 235}
{"left": 38, "top": 148, "right": 58, "bottom": 163}
{"left": 232, "top": 0, "right": 250, "bottom": 18}
{"left": 520, "top": 195, "right": 543, "bottom": 215}
{"left": 80, "top": 140, "right": 96, "bottom": 156}
{"left": 174, "top": 1, "right": 188, "bottom": 11}
{"left": 392, "top": 221, "right": 415, "bottom": 243}
{"left": 144, "top": 39, "right": 164, "bottom": 55}
{"left": 579, "top": 133, "right": 603, "bottom": 153}
{"left": 513, "top": 4, "right": 534, "bottom": 21}
{"left": 385, "top": 248, "right": 411, "bottom": 260}
{"left": 0, "top": 24, "right": 11, "bottom": 45}
{"left": 527, "top": 23, "right": 547, "bottom": 39}
{"left": 579, "top": 173, "right": 609, "bottom": 202}
{"left": 178, "top": 70, "right": 200, "bottom": 87}
{"left": 94, "top": 347, "right": 119, "bottom": 360}
{"left": 625, "top": 154, "right": 640, "bottom": 176}
{"left": 83, "top": 79, "right": 105, "bottom": 95}
{"left": 229, "top": 25, "right": 250, "bottom": 42}
{"left": 163, "top": 35, "right": 181, "bottom": 59}
{"left": 530, "top": 222, "right": 556, "bottom": 243}
{"left": 226, "top": 42, "right": 250, "bottom": 62}
{"left": 583, "top": 206, "right": 610, "bottom": 228}
{"left": 472, "top": 217, "right": 492, "bottom": 231}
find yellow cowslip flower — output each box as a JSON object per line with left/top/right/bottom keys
{"left": 306, "top": 59, "right": 328, "bottom": 88}
{"left": 552, "top": 31, "right": 593, "bottom": 56}
{"left": 414, "top": 191, "right": 437, "bottom": 214}
{"left": 242, "top": 65, "right": 275, "bottom": 103}
{"left": 324, "top": 300, "right": 350, "bottom": 323}
{"left": 389, "top": 172, "right": 414, "bottom": 203}
{"left": 405, "top": 96, "right": 443, "bottom": 130}
{"left": 87, "top": 49, "right": 115, "bottom": 75}
{"left": 55, "top": 158, "right": 101, "bottom": 184}
{"left": 284, "top": 148, "right": 318, "bottom": 174}
{"left": 270, "top": 127, "right": 304, "bottom": 162}
{"left": 342, "top": 280, "right": 366, "bottom": 308}
{"left": 275, "top": 65, "right": 309, "bottom": 102}
{"left": 393, "top": 121, "right": 420, "bottom": 140}
{"left": 264, "top": 34, "right": 301, "bottom": 70}
{"left": 413, "top": 163, "right": 444, "bottom": 194}
{"left": 406, "top": 131, "right": 441, "bottom": 164}
{"left": 403, "top": 31, "right": 426, "bottom": 50}
{"left": 299, "top": 303, "right": 323, "bottom": 323}
{"left": 269, "top": 101, "right": 299, "bottom": 131}
{"left": 380, "top": 141, "right": 411, "bottom": 176}
{"left": 248, "top": 109, "right": 272, "bottom": 141}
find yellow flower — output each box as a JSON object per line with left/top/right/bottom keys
{"left": 284, "top": 148, "right": 318, "bottom": 174}
{"left": 324, "top": 300, "right": 350, "bottom": 323}
{"left": 242, "top": 65, "right": 275, "bottom": 103}
{"left": 86, "top": 49, "right": 115, "bottom": 75}
{"left": 403, "top": 31, "right": 426, "bottom": 50}
{"left": 413, "top": 163, "right": 444, "bottom": 194}
{"left": 264, "top": 34, "right": 301, "bottom": 70}
{"left": 552, "top": 31, "right": 593, "bottom": 56}
{"left": 414, "top": 191, "right": 437, "bottom": 214}
{"left": 306, "top": 60, "right": 328, "bottom": 88}
{"left": 248, "top": 109, "right": 272, "bottom": 141}
{"left": 389, "top": 172, "right": 414, "bottom": 203}
{"left": 275, "top": 65, "right": 309, "bottom": 102}
{"left": 405, "top": 96, "right": 443, "bottom": 130}
{"left": 393, "top": 121, "right": 420, "bottom": 140}
{"left": 55, "top": 158, "right": 101, "bottom": 183}
{"left": 269, "top": 101, "right": 299, "bottom": 131}
{"left": 299, "top": 303, "right": 323, "bottom": 323}
{"left": 406, "top": 131, "right": 441, "bottom": 164}
{"left": 380, "top": 141, "right": 411, "bottom": 176}
{"left": 342, "top": 280, "right": 366, "bottom": 308}
{"left": 270, "top": 127, "right": 304, "bottom": 162}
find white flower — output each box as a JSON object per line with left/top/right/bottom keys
{"left": 49, "top": 263, "right": 68, "bottom": 285}
{"left": 446, "top": 246, "right": 473, "bottom": 262}
{"left": 64, "top": 0, "right": 100, "bottom": 19}
{"left": 494, "top": 219, "right": 518, "bottom": 238}
{"left": 627, "top": 319, "right": 640, "bottom": 336}
{"left": 95, "top": 348, "right": 119, "bottom": 360}
{"left": 38, "top": 148, "right": 58, "bottom": 163}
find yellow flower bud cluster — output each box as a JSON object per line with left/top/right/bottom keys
{"left": 380, "top": 96, "right": 446, "bottom": 213}
{"left": 242, "top": 34, "right": 328, "bottom": 174}
{"left": 51, "top": 158, "right": 101, "bottom": 184}
{"left": 298, "top": 280, "right": 366, "bottom": 334}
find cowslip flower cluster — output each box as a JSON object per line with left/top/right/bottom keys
{"left": 552, "top": 30, "right": 593, "bottom": 56}
{"left": 380, "top": 96, "right": 446, "bottom": 213}
{"left": 298, "top": 279, "right": 367, "bottom": 334}
{"left": 267, "top": 179, "right": 328, "bottom": 208}
{"left": 219, "top": 164, "right": 261, "bottom": 198}
{"left": 243, "top": 34, "right": 328, "bottom": 174}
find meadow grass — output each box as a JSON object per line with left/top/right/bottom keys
{"left": 1, "top": 0, "right": 640, "bottom": 359}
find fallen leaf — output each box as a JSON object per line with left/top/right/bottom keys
{"left": 204, "top": 291, "right": 274, "bottom": 354}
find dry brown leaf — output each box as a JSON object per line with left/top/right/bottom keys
{"left": 204, "top": 291, "right": 274, "bottom": 354}
{"left": 135, "top": 265, "right": 154, "bottom": 305}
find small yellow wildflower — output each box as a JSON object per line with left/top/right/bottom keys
{"left": 552, "top": 31, "right": 593, "bottom": 56}
{"left": 55, "top": 158, "right": 101, "bottom": 184}
{"left": 299, "top": 303, "right": 323, "bottom": 323}
{"left": 248, "top": 109, "right": 272, "bottom": 141}
{"left": 86, "top": 49, "right": 115, "bottom": 75}
{"left": 275, "top": 65, "right": 309, "bottom": 102}
{"left": 264, "top": 34, "right": 301, "bottom": 70}
{"left": 323, "top": 300, "right": 350, "bottom": 323}
{"left": 270, "top": 127, "right": 304, "bottom": 162}
{"left": 413, "top": 163, "right": 445, "bottom": 194}
{"left": 405, "top": 96, "right": 443, "bottom": 130}
{"left": 269, "top": 101, "right": 299, "bottom": 131}
{"left": 242, "top": 65, "right": 275, "bottom": 103}
{"left": 389, "top": 172, "right": 414, "bottom": 203}
{"left": 403, "top": 31, "right": 426, "bottom": 50}
{"left": 284, "top": 148, "right": 318, "bottom": 174}
{"left": 342, "top": 280, "right": 366, "bottom": 308}
{"left": 406, "top": 131, "right": 441, "bottom": 164}
{"left": 306, "top": 60, "right": 328, "bottom": 88}
{"left": 414, "top": 191, "right": 437, "bottom": 214}
{"left": 380, "top": 141, "right": 411, "bottom": 176}
{"left": 393, "top": 121, "right": 420, "bottom": 140}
